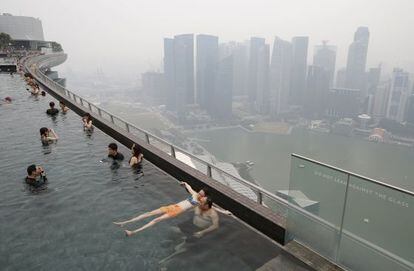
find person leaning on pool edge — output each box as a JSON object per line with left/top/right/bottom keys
{"left": 108, "top": 143, "right": 124, "bottom": 161}
{"left": 25, "top": 164, "right": 47, "bottom": 188}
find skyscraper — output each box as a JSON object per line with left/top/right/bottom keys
{"left": 372, "top": 81, "right": 390, "bottom": 119}
{"left": 305, "top": 65, "right": 330, "bottom": 118}
{"left": 213, "top": 55, "right": 233, "bottom": 120}
{"left": 345, "top": 27, "right": 370, "bottom": 95}
{"left": 248, "top": 37, "right": 269, "bottom": 112}
{"left": 313, "top": 41, "right": 336, "bottom": 88}
{"left": 196, "top": 34, "right": 219, "bottom": 113}
{"left": 269, "top": 37, "right": 292, "bottom": 116}
{"left": 289, "top": 36, "right": 309, "bottom": 106}
{"left": 230, "top": 41, "right": 249, "bottom": 97}
{"left": 386, "top": 68, "right": 411, "bottom": 122}
{"left": 163, "top": 38, "right": 175, "bottom": 110}
{"left": 164, "top": 34, "right": 194, "bottom": 115}
{"left": 336, "top": 68, "right": 347, "bottom": 88}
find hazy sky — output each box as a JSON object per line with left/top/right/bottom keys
{"left": 2, "top": 0, "right": 414, "bottom": 79}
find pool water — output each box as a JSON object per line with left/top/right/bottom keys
{"left": 0, "top": 74, "right": 310, "bottom": 270}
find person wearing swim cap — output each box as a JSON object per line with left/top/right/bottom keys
{"left": 114, "top": 182, "right": 209, "bottom": 237}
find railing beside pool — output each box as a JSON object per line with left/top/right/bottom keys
{"left": 24, "top": 53, "right": 414, "bottom": 271}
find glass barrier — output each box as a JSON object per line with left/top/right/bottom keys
{"left": 287, "top": 155, "right": 414, "bottom": 270}
{"left": 148, "top": 136, "right": 172, "bottom": 155}
{"left": 287, "top": 155, "right": 347, "bottom": 260}
{"left": 338, "top": 175, "right": 414, "bottom": 271}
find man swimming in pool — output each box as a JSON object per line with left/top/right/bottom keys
{"left": 113, "top": 182, "right": 208, "bottom": 237}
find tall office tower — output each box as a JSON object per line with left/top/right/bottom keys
{"left": 256, "top": 44, "right": 270, "bottom": 114}
{"left": 386, "top": 68, "right": 411, "bottom": 122}
{"left": 305, "top": 65, "right": 330, "bottom": 118}
{"left": 405, "top": 95, "right": 414, "bottom": 125}
{"left": 196, "top": 34, "right": 219, "bottom": 113}
{"left": 213, "top": 55, "right": 234, "bottom": 120}
{"left": 231, "top": 41, "right": 249, "bottom": 96}
{"left": 164, "top": 38, "right": 175, "bottom": 110}
{"left": 248, "top": 37, "right": 270, "bottom": 112}
{"left": 173, "top": 34, "right": 195, "bottom": 114}
{"left": 269, "top": 37, "right": 292, "bottom": 116}
{"left": 372, "top": 81, "right": 391, "bottom": 119}
{"left": 289, "top": 36, "right": 309, "bottom": 106}
{"left": 345, "top": 27, "right": 370, "bottom": 96}
{"left": 313, "top": 41, "right": 336, "bottom": 88}
{"left": 336, "top": 68, "right": 347, "bottom": 88}
{"left": 366, "top": 66, "right": 381, "bottom": 95}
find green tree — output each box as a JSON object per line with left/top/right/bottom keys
{"left": 0, "top": 32, "right": 12, "bottom": 50}
{"left": 51, "top": 41, "right": 63, "bottom": 52}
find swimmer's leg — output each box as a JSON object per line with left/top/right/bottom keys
{"left": 113, "top": 208, "right": 163, "bottom": 227}
{"left": 125, "top": 213, "right": 171, "bottom": 237}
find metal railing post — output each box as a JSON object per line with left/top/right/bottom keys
{"left": 257, "top": 191, "right": 263, "bottom": 204}
{"left": 80, "top": 98, "right": 84, "bottom": 106}
{"left": 145, "top": 133, "right": 150, "bottom": 144}
{"left": 110, "top": 115, "right": 114, "bottom": 123}
{"left": 207, "top": 165, "right": 212, "bottom": 178}
{"left": 170, "top": 145, "right": 176, "bottom": 158}
{"left": 98, "top": 108, "right": 102, "bottom": 117}
{"left": 334, "top": 173, "right": 351, "bottom": 262}
{"left": 88, "top": 103, "right": 92, "bottom": 111}
{"left": 125, "top": 123, "right": 130, "bottom": 132}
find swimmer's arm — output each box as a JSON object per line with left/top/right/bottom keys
{"left": 213, "top": 206, "right": 232, "bottom": 216}
{"left": 138, "top": 153, "right": 143, "bottom": 163}
{"left": 194, "top": 211, "right": 219, "bottom": 237}
{"left": 50, "top": 129, "right": 59, "bottom": 140}
{"left": 180, "top": 182, "right": 197, "bottom": 196}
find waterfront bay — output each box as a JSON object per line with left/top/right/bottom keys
{"left": 189, "top": 127, "right": 414, "bottom": 193}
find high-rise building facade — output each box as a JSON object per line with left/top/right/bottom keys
{"left": 0, "top": 13, "right": 44, "bottom": 41}
{"left": 213, "top": 55, "right": 233, "bottom": 120}
{"left": 345, "top": 27, "right": 370, "bottom": 95}
{"left": 326, "top": 88, "right": 360, "bottom": 118}
{"left": 163, "top": 34, "right": 195, "bottom": 114}
{"left": 372, "top": 81, "right": 390, "bottom": 119}
{"left": 196, "top": 34, "right": 219, "bottom": 113}
{"left": 163, "top": 38, "right": 175, "bottom": 110}
{"left": 248, "top": 37, "right": 270, "bottom": 113}
{"left": 289, "top": 36, "right": 309, "bottom": 106}
{"left": 405, "top": 95, "right": 414, "bottom": 125}
{"left": 231, "top": 41, "right": 249, "bottom": 97}
{"left": 336, "top": 68, "right": 347, "bottom": 88}
{"left": 305, "top": 65, "right": 330, "bottom": 118}
{"left": 313, "top": 41, "right": 336, "bottom": 88}
{"left": 386, "top": 68, "right": 411, "bottom": 122}
{"left": 269, "top": 37, "right": 292, "bottom": 116}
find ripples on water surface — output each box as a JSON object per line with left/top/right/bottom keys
{"left": 0, "top": 75, "right": 307, "bottom": 271}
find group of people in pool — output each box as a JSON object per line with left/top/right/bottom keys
{"left": 21, "top": 71, "right": 230, "bottom": 239}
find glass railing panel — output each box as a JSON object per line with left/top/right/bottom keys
{"left": 211, "top": 167, "right": 259, "bottom": 202}
{"left": 286, "top": 155, "right": 348, "bottom": 260}
{"left": 338, "top": 175, "right": 414, "bottom": 271}
{"left": 128, "top": 125, "right": 147, "bottom": 141}
{"left": 148, "top": 136, "right": 171, "bottom": 155}
{"left": 262, "top": 193, "right": 288, "bottom": 218}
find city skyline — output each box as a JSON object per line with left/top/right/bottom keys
{"left": 2, "top": 0, "right": 414, "bottom": 78}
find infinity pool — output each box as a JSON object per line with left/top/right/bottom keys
{"left": 0, "top": 74, "right": 310, "bottom": 270}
